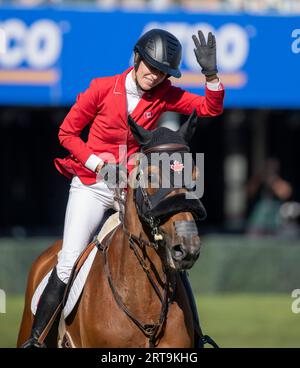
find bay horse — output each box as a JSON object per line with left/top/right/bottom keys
{"left": 17, "top": 111, "right": 208, "bottom": 348}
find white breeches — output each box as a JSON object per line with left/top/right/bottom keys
{"left": 56, "top": 176, "right": 115, "bottom": 283}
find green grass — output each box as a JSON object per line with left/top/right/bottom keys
{"left": 0, "top": 295, "right": 24, "bottom": 348}
{"left": 197, "top": 293, "right": 300, "bottom": 348}
{"left": 0, "top": 293, "right": 299, "bottom": 348}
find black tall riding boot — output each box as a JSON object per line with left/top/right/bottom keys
{"left": 180, "top": 271, "right": 203, "bottom": 348}
{"left": 21, "top": 267, "right": 67, "bottom": 348}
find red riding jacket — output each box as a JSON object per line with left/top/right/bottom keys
{"left": 54, "top": 67, "right": 225, "bottom": 184}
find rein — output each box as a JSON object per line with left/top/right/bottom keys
{"left": 99, "top": 224, "right": 176, "bottom": 348}
{"left": 97, "top": 143, "right": 210, "bottom": 347}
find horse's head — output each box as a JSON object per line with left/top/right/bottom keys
{"left": 127, "top": 110, "right": 206, "bottom": 271}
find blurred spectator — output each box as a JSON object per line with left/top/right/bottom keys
{"left": 15, "top": 0, "right": 63, "bottom": 5}
{"left": 15, "top": 0, "right": 45, "bottom": 5}
{"left": 180, "top": 0, "right": 220, "bottom": 11}
{"left": 5, "top": 0, "right": 300, "bottom": 12}
{"left": 222, "top": 0, "right": 300, "bottom": 12}
{"left": 246, "top": 158, "right": 293, "bottom": 236}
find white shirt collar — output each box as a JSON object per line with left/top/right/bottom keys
{"left": 125, "top": 70, "right": 144, "bottom": 98}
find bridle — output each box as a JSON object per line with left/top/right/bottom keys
{"left": 133, "top": 143, "right": 206, "bottom": 243}
{"left": 101, "top": 143, "right": 207, "bottom": 347}
{"left": 102, "top": 221, "right": 176, "bottom": 348}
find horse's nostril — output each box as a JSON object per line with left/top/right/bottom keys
{"left": 172, "top": 244, "right": 186, "bottom": 260}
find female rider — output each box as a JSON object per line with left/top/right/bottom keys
{"left": 22, "top": 28, "right": 224, "bottom": 348}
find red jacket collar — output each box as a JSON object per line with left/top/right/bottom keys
{"left": 113, "top": 67, "right": 133, "bottom": 95}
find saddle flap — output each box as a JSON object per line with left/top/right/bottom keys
{"left": 97, "top": 212, "right": 121, "bottom": 244}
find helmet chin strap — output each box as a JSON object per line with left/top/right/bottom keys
{"left": 133, "top": 69, "right": 168, "bottom": 93}
{"left": 133, "top": 56, "right": 149, "bottom": 93}
{"left": 133, "top": 52, "right": 168, "bottom": 92}
{"left": 134, "top": 59, "right": 148, "bottom": 92}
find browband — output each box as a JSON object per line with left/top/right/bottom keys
{"left": 143, "top": 144, "right": 190, "bottom": 154}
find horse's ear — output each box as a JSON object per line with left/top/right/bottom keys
{"left": 128, "top": 115, "right": 152, "bottom": 147}
{"left": 178, "top": 109, "right": 198, "bottom": 143}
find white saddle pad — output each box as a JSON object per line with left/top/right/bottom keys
{"left": 31, "top": 212, "right": 121, "bottom": 319}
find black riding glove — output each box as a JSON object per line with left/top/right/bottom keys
{"left": 99, "top": 163, "right": 127, "bottom": 188}
{"left": 192, "top": 30, "right": 218, "bottom": 77}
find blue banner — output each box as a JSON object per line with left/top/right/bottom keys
{"left": 0, "top": 6, "right": 300, "bottom": 108}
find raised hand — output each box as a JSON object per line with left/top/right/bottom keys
{"left": 192, "top": 30, "right": 218, "bottom": 76}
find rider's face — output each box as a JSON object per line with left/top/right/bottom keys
{"left": 133, "top": 59, "right": 167, "bottom": 91}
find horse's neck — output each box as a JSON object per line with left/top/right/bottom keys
{"left": 114, "top": 188, "right": 166, "bottom": 295}
{"left": 123, "top": 188, "right": 142, "bottom": 239}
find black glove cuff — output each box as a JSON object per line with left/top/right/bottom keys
{"left": 201, "top": 68, "right": 218, "bottom": 76}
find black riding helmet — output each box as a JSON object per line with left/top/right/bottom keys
{"left": 134, "top": 29, "right": 182, "bottom": 78}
